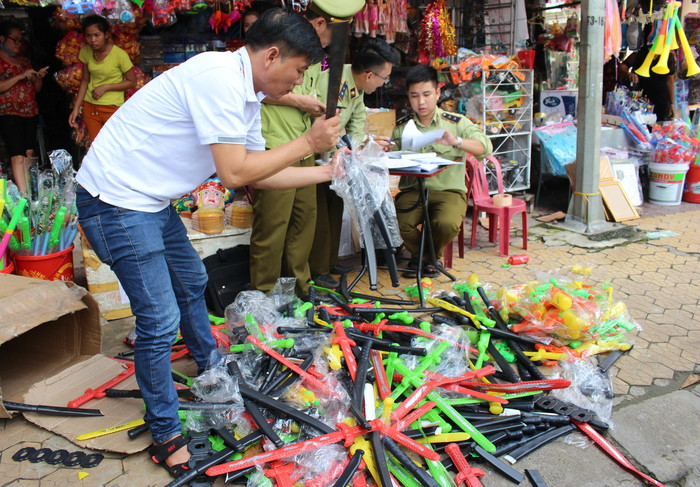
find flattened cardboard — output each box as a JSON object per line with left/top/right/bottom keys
{"left": 0, "top": 275, "right": 150, "bottom": 454}
{"left": 0, "top": 274, "right": 101, "bottom": 417}
{"left": 366, "top": 109, "right": 396, "bottom": 138}
{"left": 23, "top": 354, "right": 151, "bottom": 454}
{"left": 536, "top": 211, "right": 567, "bottom": 223}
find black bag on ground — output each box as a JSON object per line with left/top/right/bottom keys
{"left": 202, "top": 245, "right": 250, "bottom": 317}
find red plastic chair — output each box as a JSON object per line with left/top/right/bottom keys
{"left": 465, "top": 154, "right": 528, "bottom": 256}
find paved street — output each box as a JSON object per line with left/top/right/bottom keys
{"left": 1, "top": 200, "right": 698, "bottom": 487}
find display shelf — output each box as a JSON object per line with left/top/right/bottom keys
{"left": 456, "top": 0, "right": 517, "bottom": 54}
{"left": 477, "top": 68, "right": 533, "bottom": 194}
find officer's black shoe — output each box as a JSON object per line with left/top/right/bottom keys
{"left": 329, "top": 264, "right": 353, "bottom": 275}
{"left": 312, "top": 274, "right": 340, "bottom": 289}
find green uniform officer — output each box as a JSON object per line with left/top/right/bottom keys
{"left": 393, "top": 64, "right": 492, "bottom": 277}
{"left": 250, "top": 0, "right": 365, "bottom": 297}
{"left": 308, "top": 65, "right": 364, "bottom": 288}
{"left": 309, "top": 39, "right": 400, "bottom": 288}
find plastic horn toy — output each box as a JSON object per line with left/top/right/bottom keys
{"left": 635, "top": 3, "right": 673, "bottom": 77}
{"left": 652, "top": 2, "right": 680, "bottom": 74}
{"left": 0, "top": 197, "right": 27, "bottom": 267}
{"left": 652, "top": 1, "right": 674, "bottom": 55}
{"left": 674, "top": 15, "right": 700, "bottom": 76}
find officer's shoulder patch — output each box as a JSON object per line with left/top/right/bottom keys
{"left": 338, "top": 81, "right": 348, "bottom": 101}
{"left": 395, "top": 115, "right": 410, "bottom": 127}
{"left": 441, "top": 112, "right": 462, "bottom": 124}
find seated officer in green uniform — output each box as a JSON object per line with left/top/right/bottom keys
{"left": 251, "top": 0, "right": 365, "bottom": 298}
{"left": 393, "top": 64, "right": 492, "bottom": 277}
{"left": 310, "top": 37, "right": 400, "bottom": 289}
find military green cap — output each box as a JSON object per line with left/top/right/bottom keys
{"left": 308, "top": 0, "right": 365, "bottom": 21}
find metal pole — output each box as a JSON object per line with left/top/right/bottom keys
{"left": 563, "top": 0, "right": 610, "bottom": 234}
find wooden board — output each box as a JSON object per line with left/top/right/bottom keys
{"left": 600, "top": 180, "right": 639, "bottom": 222}
{"left": 599, "top": 156, "right": 613, "bottom": 180}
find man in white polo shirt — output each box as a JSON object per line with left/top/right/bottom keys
{"left": 75, "top": 9, "right": 341, "bottom": 477}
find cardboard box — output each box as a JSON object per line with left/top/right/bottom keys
{"left": 81, "top": 236, "right": 133, "bottom": 321}
{"left": 0, "top": 275, "right": 102, "bottom": 417}
{"left": 0, "top": 274, "right": 152, "bottom": 453}
{"left": 366, "top": 109, "right": 396, "bottom": 138}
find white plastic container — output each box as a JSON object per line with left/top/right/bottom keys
{"left": 648, "top": 162, "right": 690, "bottom": 206}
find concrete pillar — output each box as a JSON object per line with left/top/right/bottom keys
{"left": 563, "top": 0, "right": 610, "bottom": 234}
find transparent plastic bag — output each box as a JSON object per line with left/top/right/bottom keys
{"left": 183, "top": 404, "right": 245, "bottom": 432}
{"left": 151, "top": 0, "right": 176, "bottom": 27}
{"left": 551, "top": 357, "right": 615, "bottom": 439}
{"left": 225, "top": 290, "right": 282, "bottom": 341}
{"left": 330, "top": 138, "right": 402, "bottom": 249}
{"left": 191, "top": 360, "right": 240, "bottom": 404}
{"left": 293, "top": 443, "right": 348, "bottom": 485}
{"left": 268, "top": 277, "right": 297, "bottom": 308}
{"left": 185, "top": 354, "right": 244, "bottom": 432}
{"left": 49, "top": 149, "right": 73, "bottom": 175}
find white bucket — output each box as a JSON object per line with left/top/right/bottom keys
{"left": 648, "top": 162, "right": 690, "bottom": 206}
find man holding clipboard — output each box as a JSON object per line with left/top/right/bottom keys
{"left": 392, "top": 64, "right": 492, "bottom": 277}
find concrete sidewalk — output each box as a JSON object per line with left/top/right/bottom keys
{"left": 1, "top": 202, "right": 698, "bottom": 487}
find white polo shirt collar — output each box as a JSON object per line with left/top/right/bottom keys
{"left": 238, "top": 47, "right": 266, "bottom": 103}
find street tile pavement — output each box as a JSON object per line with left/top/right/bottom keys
{"left": 1, "top": 206, "right": 698, "bottom": 486}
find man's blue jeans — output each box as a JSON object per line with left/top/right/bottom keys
{"left": 77, "top": 188, "right": 216, "bottom": 443}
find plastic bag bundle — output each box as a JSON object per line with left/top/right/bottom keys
{"left": 292, "top": 443, "right": 348, "bottom": 485}
{"left": 151, "top": 0, "right": 177, "bottom": 27}
{"left": 651, "top": 121, "right": 700, "bottom": 164}
{"left": 225, "top": 290, "right": 283, "bottom": 341}
{"left": 497, "top": 276, "right": 640, "bottom": 353}
{"left": 533, "top": 122, "right": 577, "bottom": 176}
{"left": 268, "top": 277, "right": 297, "bottom": 309}
{"left": 55, "top": 30, "right": 84, "bottom": 66}
{"left": 330, "top": 139, "right": 402, "bottom": 249}
{"left": 423, "top": 322, "right": 472, "bottom": 378}
{"left": 190, "top": 360, "right": 240, "bottom": 404}
{"left": 185, "top": 354, "right": 244, "bottom": 432}
{"left": 552, "top": 358, "right": 614, "bottom": 430}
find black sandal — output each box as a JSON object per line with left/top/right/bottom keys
{"left": 149, "top": 433, "right": 191, "bottom": 477}
{"left": 422, "top": 263, "right": 440, "bottom": 278}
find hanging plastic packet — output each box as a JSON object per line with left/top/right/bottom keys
{"left": 111, "top": 0, "right": 136, "bottom": 23}
{"left": 48, "top": 149, "right": 73, "bottom": 176}
{"left": 152, "top": 0, "right": 177, "bottom": 27}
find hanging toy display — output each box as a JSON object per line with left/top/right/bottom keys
{"left": 151, "top": 0, "right": 177, "bottom": 27}
{"left": 113, "top": 0, "right": 136, "bottom": 23}
{"left": 61, "top": 0, "right": 101, "bottom": 15}
{"left": 209, "top": 0, "right": 241, "bottom": 34}
{"left": 50, "top": 8, "right": 82, "bottom": 31}
{"left": 418, "top": 0, "right": 456, "bottom": 64}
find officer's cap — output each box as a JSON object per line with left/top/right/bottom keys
{"left": 307, "top": 0, "right": 365, "bottom": 22}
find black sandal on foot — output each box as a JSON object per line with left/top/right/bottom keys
{"left": 149, "top": 433, "right": 191, "bottom": 477}
{"left": 422, "top": 263, "right": 440, "bottom": 278}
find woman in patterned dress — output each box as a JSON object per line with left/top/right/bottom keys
{"left": 0, "top": 21, "right": 47, "bottom": 195}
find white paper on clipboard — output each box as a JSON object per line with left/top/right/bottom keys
{"left": 401, "top": 120, "right": 444, "bottom": 151}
